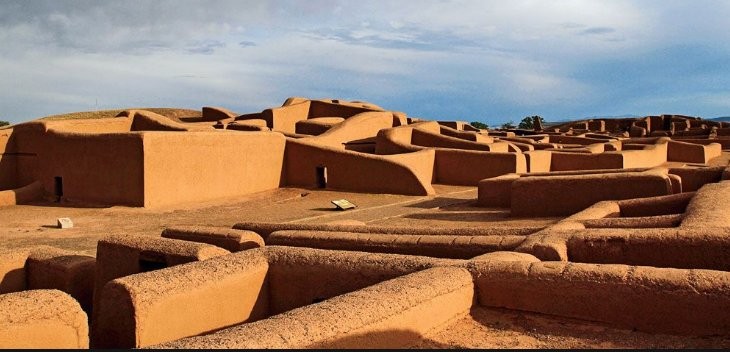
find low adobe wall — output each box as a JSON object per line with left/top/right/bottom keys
{"left": 283, "top": 138, "right": 435, "bottom": 195}
{"left": 550, "top": 142, "right": 667, "bottom": 171}
{"left": 0, "top": 246, "right": 95, "bottom": 312}
{"left": 0, "top": 290, "right": 89, "bottom": 348}
{"left": 161, "top": 226, "right": 264, "bottom": 252}
{"left": 668, "top": 166, "right": 724, "bottom": 192}
{"left": 510, "top": 169, "right": 674, "bottom": 217}
{"left": 433, "top": 149, "right": 526, "bottom": 186}
{"left": 472, "top": 259, "right": 730, "bottom": 335}
{"left": 266, "top": 230, "right": 526, "bottom": 259}
{"left": 439, "top": 125, "right": 493, "bottom": 143}
{"left": 93, "top": 246, "right": 461, "bottom": 348}
{"left": 92, "top": 235, "right": 230, "bottom": 322}
{"left": 40, "top": 130, "right": 147, "bottom": 206}
{"left": 680, "top": 180, "right": 730, "bottom": 229}
{"left": 92, "top": 250, "right": 269, "bottom": 349}
{"left": 309, "top": 112, "right": 395, "bottom": 148}
{"left": 142, "top": 131, "right": 285, "bottom": 207}
{"left": 617, "top": 192, "right": 694, "bottom": 217}
{"left": 411, "top": 128, "right": 509, "bottom": 152}
{"left": 260, "top": 100, "right": 311, "bottom": 133}
{"left": 232, "top": 221, "right": 540, "bottom": 239}
{"left": 667, "top": 140, "right": 722, "bottom": 164}
{"left": 155, "top": 266, "right": 473, "bottom": 349}
{"left": 0, "top": 181, "right": 43, "bottom": 206}
{"left": 564, "top": 228, "right": 730, "bottom": 271}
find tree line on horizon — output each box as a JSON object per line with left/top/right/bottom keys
{"left": 471, "top": 115, "right": 544, "bottom": 130}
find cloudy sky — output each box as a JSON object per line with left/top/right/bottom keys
{"left": 1, "top": 0, "right": 729, "bottom": 125}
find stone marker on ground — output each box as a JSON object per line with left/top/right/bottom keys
{"left": 331, "top": 199, "right": 357, "bottom": 210}
{"left": 57, "top": 218, "right": 73, "bottom": 229}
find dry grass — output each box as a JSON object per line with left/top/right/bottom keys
{"left": 40, "top": 108, "right": 202, "bottom": 123}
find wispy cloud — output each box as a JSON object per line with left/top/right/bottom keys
{"left": 1, "top": 0, "right": 730, "bottom": 124}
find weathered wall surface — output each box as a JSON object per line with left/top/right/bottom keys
{"left": 433, "top": 149, "right": 526, "bottom": 185}
{"left": 473, "top": 260, "right": 730, "bottom": 335}
{"left": 510, "top": 169, "right": 674, "bottom": 217}
{"left": 0, "top": 290, "right": 89, "bottom": 349}
{"left": 142, "top": 131, "right": 285, "bottom": 208}
{"left": 283, "top": 138, "right": 435, "bottom": 195}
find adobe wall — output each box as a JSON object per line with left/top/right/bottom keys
{"left": 550, "top": 151, "right": 624, "bottom": 171}
{"left": 308, "top": 99, "right": 378, "bottom": 119}
{"left": 92, "top": 249, "right": 269, "bottom": 348}
{"left": 565, "top": 228, "right": 730, "bottom": 271}
{"left": 307, "top": 111, "right": 395, "bottom": 148}
{"left": 510, "top": 169, "right": 674, "bottom": 217}
{"left": 439, "top": 125, "right": 493, "bottom": 143}
{"left": 680, "top": 180, "right": 730, "bottom": 229}
{"left": 411, "top": 128, "right": 509, "bottom": 152}
{"left": 25, "top": 246, "right": 95, "bottom": 312}
{"left": 161, "top": 226, "right": 265, "bottom": 252}
{"left": 667, "top": 140, "right": 722, "bottom": 164}
{"left": 433, "top": 149, "right": 526, "bottom": 185}
{"left": 37, "top": 130, "right": 146, "bottom": 206}
{"left": 141, "top": 131, "right": 285, "bottom": 208}
{"left": 261, "top": 100, "right": 311, "bottom": 133}
{"left": 0, "top": 290, "right": 89, "bottom": 348}
{"left": 667, "top": 167, "right": 724, "bottom": 192}
{"left": 617, "top": 192, "right": 694, "bottom": 217}
{"left": 43, "top": 117, "right": 133, "bottom": 133}
{"left": 0, "top": 248, "right": 30, "bottom": 294}
{"left": 283, "top": 138, "right": 435, "bottom": 195}
{"left": 92, "top": 235, "right": 230, "bottom": 322}
{"left": 266, "top": 230, "right": 526, "bottom": 259}
{"left": 264, "top": 246, "right": 461, "bottom": 315}
{"left": 232, "top": 221, "right": 540, "bottom": 239}
{"left": 472, "top": 259, "right": 730, "bottom": 335}
{"left": 0, "top": 181, "right": 43, "bottom": 206}
{"left": 157, "top": 266, "right": 473, "bottom": 349}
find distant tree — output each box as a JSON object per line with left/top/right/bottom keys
{"left": 470, "top": 121, "right": 489, "bottom": 129}
{"left": 501, "top": 121, "right": 516, "bottom": 129}
{"left": 518, "top": 115, "right": 545, "bottom": 129}
{"left": 0, "top": 120, "right": 9, "bottom": 127}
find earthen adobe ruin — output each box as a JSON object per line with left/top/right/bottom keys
{"left": 1, "top": 97, "right": 730, "bottom": 348}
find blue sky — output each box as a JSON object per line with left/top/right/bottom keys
{"left": 1, "top": 0, "right": 729, "bottom": 126}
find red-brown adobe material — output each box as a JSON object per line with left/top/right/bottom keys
{"left": 579, "top": 213, "right": 683, "bottom": 228}
{"left": 141, "top": 131, "right": 286, "bottom": 207}
{"left": 667, "top": 166, "right": 724, "bottom": 192}
{"left": 91, "top": 235, "right": 230, "bottom": 320}
{"left": 92, "top": 246, "right": 461, "bottom": 348}
{"left": 232, "top": 221, "right": 540, "bottom": 239}
{"left": 667, "top": 140, "right": 722, "bottom": 163}
{"left": 565, "top": 228, "right": 730, "bottom": 270}
{"left": 617, "top": 192, "right": 695, "bottom": 217}
{"left": 266, "top": 230, "right": 526, "bottom": 259}
{"left": 295, "top": 117, "right": 345, "bottom": 135}
{"left": 153, "top": 266, "right": 474, "bottom": 349}
{"left": 411, "top": 128, "right": 509, "bottom": 152}
{"left": 161, "top": 226, "right": 264, "bottom": 252}
{"left": 283, "top": 138, "right": 435, "bottom": 195}
{"left": 201, "top": 106, "right": 237, "bottom": 122}
{"left": 0, "top": 289, "right": 89, "bottom": 348}
{"left": 680, "top": 180, "right": 730, "bottom": 229}
{"left": 473, "top": 260, "right": 730, "bottom": 335}
{"left": 510, "top": 168, "right": 674, "bottom": 217}
{"left": 439, "top": 125, "right": 494, "bottom": 143}
{"left": 0, "top": 181, "right": 43, "bottom": 206}
{"left": 0, "top": 248, "right": 31, "bottom": 294}
{"left": 25, "top": 246, "right": 95, "bottom": 312}
{"left": 91, "top": 249, "right": 269, "bottom": 348}
{"left": 433, "top": 149, "right": 527, "bottom": 185}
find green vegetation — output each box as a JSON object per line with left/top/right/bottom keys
{"left": 0, "top": 120, "right": 8, "bottom": 127}
{"left": 518, "top": 115, "right": 545, "bottom": 129}
{"left": 470, "top": 121, "right": 489, "bottom": 129}
{"left": 500, "top": 121, "right": 516, "bottom": 129}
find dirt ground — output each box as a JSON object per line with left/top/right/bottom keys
{"left": 1, "top": 184, "right": 729, "bottom": 348}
